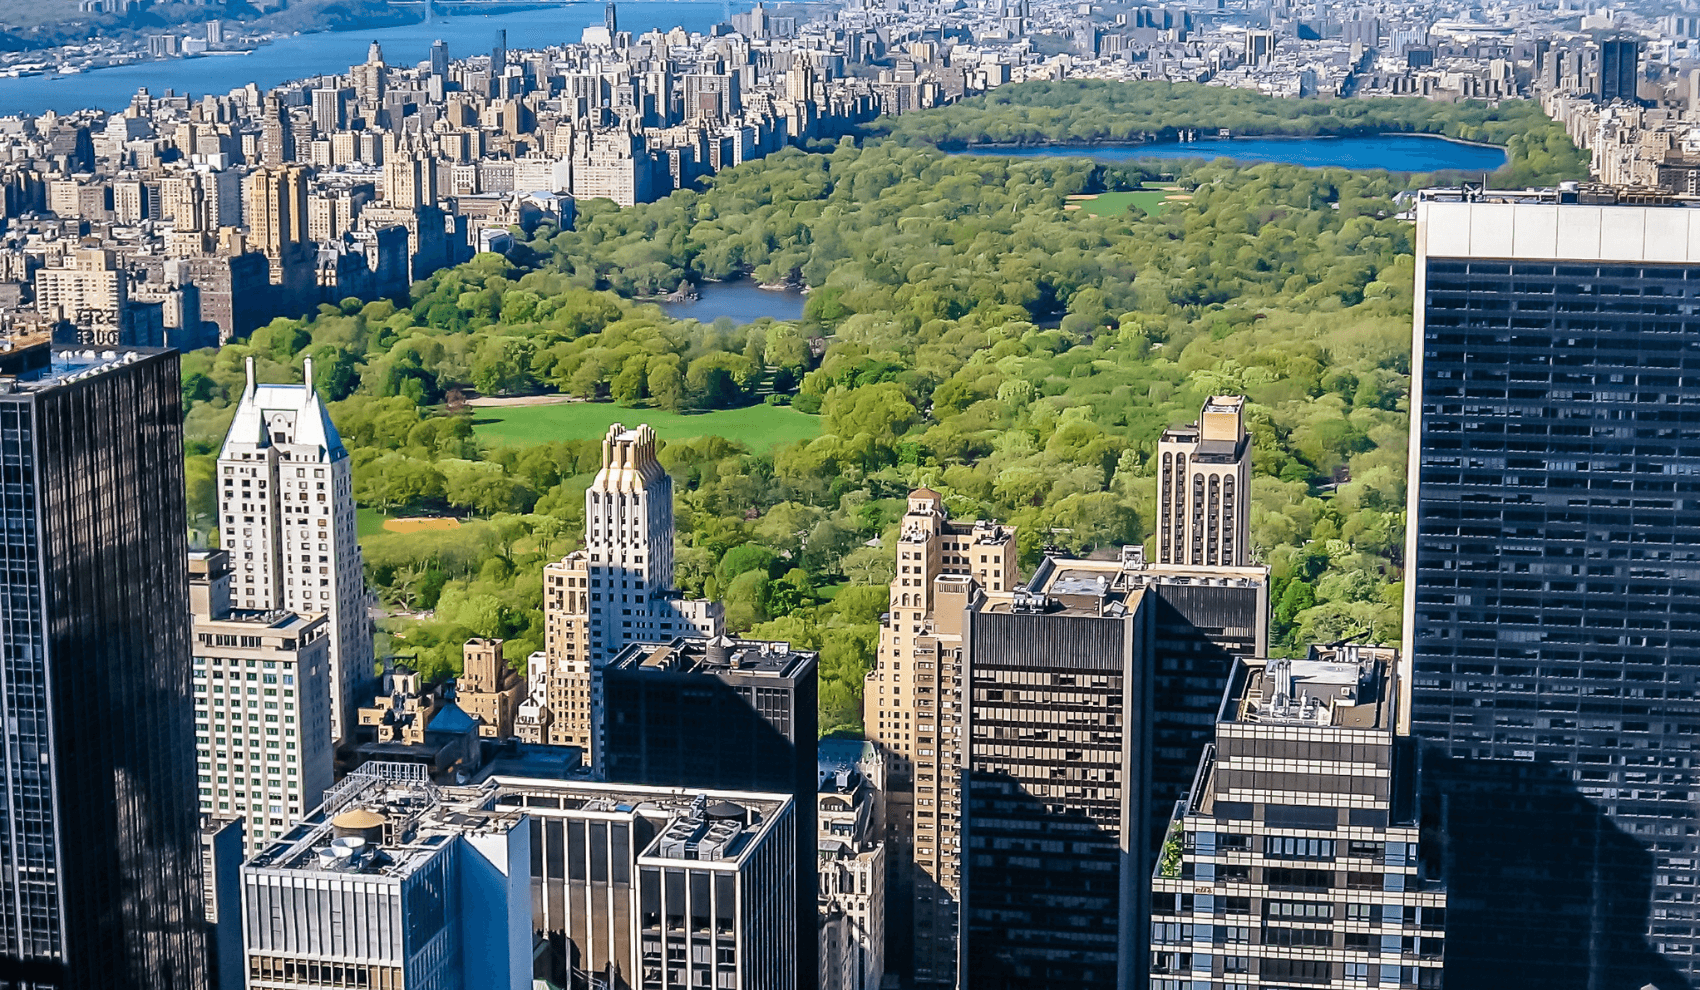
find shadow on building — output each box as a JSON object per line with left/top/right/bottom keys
{"left": 963, "top": 771, "right": 1133, "bottom": 990}
{"left": 1425, "top": 754, "right": 1692, "bottom": 990}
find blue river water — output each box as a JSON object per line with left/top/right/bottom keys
{"left": 959, "top": 133, "right": 1508, "bottom": 173}
{"left": 0, "top": 1, "right": 725, "bottom": 117}
{"left": 658, "top": 281, "right": 806, "bottom": 324}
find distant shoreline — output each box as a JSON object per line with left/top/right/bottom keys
{"left": 935, "top": 131, "right": 1507, "bottom": 153}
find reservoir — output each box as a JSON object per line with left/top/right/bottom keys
{"left": 658, "top": 281, "right": 806, "bottom": 324}
{"left": 958, "top": 134, "right": 1509, "bottom": 173}
{"left": 0, "top": 1, "right": 724, "bottom": 117}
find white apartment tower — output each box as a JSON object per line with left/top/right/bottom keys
{"left": 534, "top": 423, "right": 721, "bottom": 760}
{"left": 218, "top": 356, "right": 371, "bottom": 744}
{"left": 188, "top": 551, "right": 335, "bottom": 856}
{"left": 1157, "top": 395, "right": 1252, "bottom": 568}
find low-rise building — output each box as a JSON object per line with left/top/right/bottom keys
{"left": 241, "top": 762, "right": 533, "bottom": 990}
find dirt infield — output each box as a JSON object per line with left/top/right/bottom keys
{"left": 383, "top": 517, "right": 463, "bottom": 534}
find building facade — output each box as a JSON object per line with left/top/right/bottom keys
{"left": 241, "top": 762, "right": 532, "bottom": 990}
{"left": 217, "top": 356, "right": 371, "bottom": 744}
{"left": 189, "top": 550, "right": 336, "bottom": 856}
{"left": 534, "top": 423, "right": 721, "bottom": 755}
{"left": 1157, "top": 396, "right": 1252, "bottom": 569}
{"left": 1150, "top": 648, "right": 1447, "bottom": 990}
{"left": 862, "top": 489, "right": 1017, "bottom": 988}
{"left": 961, "top": 565, "right": 1154, "bottom": 990}
{"left": 1407, "top": 190, "right": 1700, "bottom": 988}
{"left": 600, "top": 635, "right": 819, "bottom": 986}
{"left": 817, "top": 740, "right": 886, "bottom": 990}
{"left": 487, "top": 777, "right": 798, "bottom": 990}
{"left": 0, "top": 343, "right": 206, "bottom": 988}
{"left": 456, "top": 637, "right": 524, "bottom": 739}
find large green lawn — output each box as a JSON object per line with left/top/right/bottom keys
{"left": 473, "top": 401, "right": 822, "bottom": 450}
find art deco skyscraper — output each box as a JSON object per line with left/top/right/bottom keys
{"left": 862, "top": 489, "right": 1017, "bottom": 989}
{"left": 0, "top": 342, "right": 205, "bottom": 988}
{"left": 534, "top": 424, "right": 720, "bottom": 758}
{"left": 1406, "top": 188, "right": 1700, "bottom": 988}
{"left": 1156, "top": 396, "right": 1251, "bottom": 568}
{"left": 218, "top": 357, "right": 371, "bottom": 744}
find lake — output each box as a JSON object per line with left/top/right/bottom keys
{"left": 658, "top": 281, "right": 806, "bottom": 324}
{"left": 958, "top": 134, "right": 1509, "bottom": 173}
{"left": 0, "top": 1, "right": 725, "bottom": 117}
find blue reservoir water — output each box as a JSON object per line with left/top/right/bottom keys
{"left": 959, "top": 134, "right": 1508, "bottom": 173}
{"left": 658, "top": 281, "right": 806, "bottom": 324}
{"left": 0, "top": 1, "right": 724, "bottom": 117}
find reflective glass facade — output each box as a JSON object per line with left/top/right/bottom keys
{"left": 0, "top": 349, "right": 205, "bottom": 989}
{"left": 1411, "top": 248, "right": 1700, "bottom": 989}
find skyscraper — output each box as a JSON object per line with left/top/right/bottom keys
{"left": 961, "top": 560, "right": 1154, "bottom": 990}
{"left": 217, "top": 356, "right": 371, "bottom": 744}
{"left": 1599, "top": 38, "right": 1639, "bottom": 103}
{"left": 188, "top": 550, "right": 335, "bottom": 856}
{"left": 493, "top": 777, "right": 798, "bottom": 990}
{"left": 429, "top": 38, "right": 449, "bottom": 78}
{"left": 600, "top": 635, "right": 819, "bottom": 986}
{"left": 1150, "top": 648, "right": 1448, "bottom": 990}
{"left": 606, "top": 1, "right": 619, "bottom": 34}
{"left": 242, "top": 763, "right": 533, "bottom": 990}
{"left": 862, "top": 489, "right": 1018, "bottom": 988}
{"left": 1157, "top": 395, "right": 1252, "bottom": 568}
{"left": 533, "top": 424, "right": 721, "bottom": 754}
{"left": 1406, "top": 188, "right": 1700, "bottom": 988}
{"left": 491, "top": 28, "right": 507, "bottom": 78}
{"left": 0, "top": 342, "right": 205, "bottom": 988}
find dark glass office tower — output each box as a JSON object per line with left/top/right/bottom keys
{"left": 0, "top": 343, "right": 205, "bottom": 989}
{"left": 1407, "top": 189, "right": 1700, "bottom": 990}
{"left": 1599, "top": 38, "right": 1640, "bottom": 103}
{"left": 600, "top": 635, "right": 818, "bottom": 988}
{"left": 961, "top": 560, "right": 1154, "bottom": 990}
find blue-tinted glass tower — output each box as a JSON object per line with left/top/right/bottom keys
{"left": 1407, "top": 189, "right": 1700, "bottom": 990}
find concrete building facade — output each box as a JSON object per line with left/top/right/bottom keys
{"left": 1157, "top": 396, "right": 1252, "bottom": 569}
{"left": 1150, "top": 648, "right": 1447, "bottom": 990}
{"left": 862, "top": 489, "right": 1017, "bottom": 988}
{"left": 190, "top": 549, "right": 336, "bottom": 856}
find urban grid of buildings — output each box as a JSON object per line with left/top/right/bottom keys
{"left": 10, "top": 0, "right": 1700, "bottom": 986}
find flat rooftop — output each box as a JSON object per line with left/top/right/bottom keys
{"left": 246, "top": 764, "right": 523, "bottom": 882}
{"left": 488, "top": 777, "right": 790, "bottom": 867}
{"left": 1226, "top": 645, "right": 1397, "bottom": 732}
{"left": 607, "top": 635, "right": 816, "bottom": 680}
{"left": 0, "top": 346, "right": 170, "bottom": 394}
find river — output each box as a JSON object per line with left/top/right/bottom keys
{"left": 658, "top": 281, "right": 806, "bottom": 324}
{"left": 958, "top": 133, "right": 1508, "bottom": 173}
{"left": 0, "top": 1, "right": 725, "bottom": 117}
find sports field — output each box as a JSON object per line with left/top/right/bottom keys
{"left": 473, "top": 401, "right": 822, "bottom": 450}
{"left": 1068, "top": 187, "right": 1182, "bottom": 218}
{"left": 356, "top": 509, "right": 465, "bottom": 537}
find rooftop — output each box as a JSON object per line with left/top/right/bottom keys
{"left": 1225, "top": 645, "right": 1398, "bottom": 732}
{"left": 488, "top": 777, "right": 790, "bottom": 867}
{"left": 607, "top": 634, "right": 816, "bottom": 680}
{"left": 246, "top": 762, "right": 523, "bottom": 881}
{"left": 0, "top": 345, "right": 169, "bottom": 395}
{"left": 985, "top": 549, "right": 1267, "bottom": 619}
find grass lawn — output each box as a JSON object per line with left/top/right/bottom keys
{"left": 1074, "top": 188, "right": 1177, "bottom": 218}
{"left": 357, "top": 507, "right": 390, "bottom": 538}
{"left": 473, "top": 401, "right": 822, "bottom": 450}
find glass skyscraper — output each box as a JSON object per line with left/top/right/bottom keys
{"left": 1407, "top": 190, "right": 1700, "bottom": 990}
{"left": 0, "top": 343, "right": 205, "bottom": 988}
